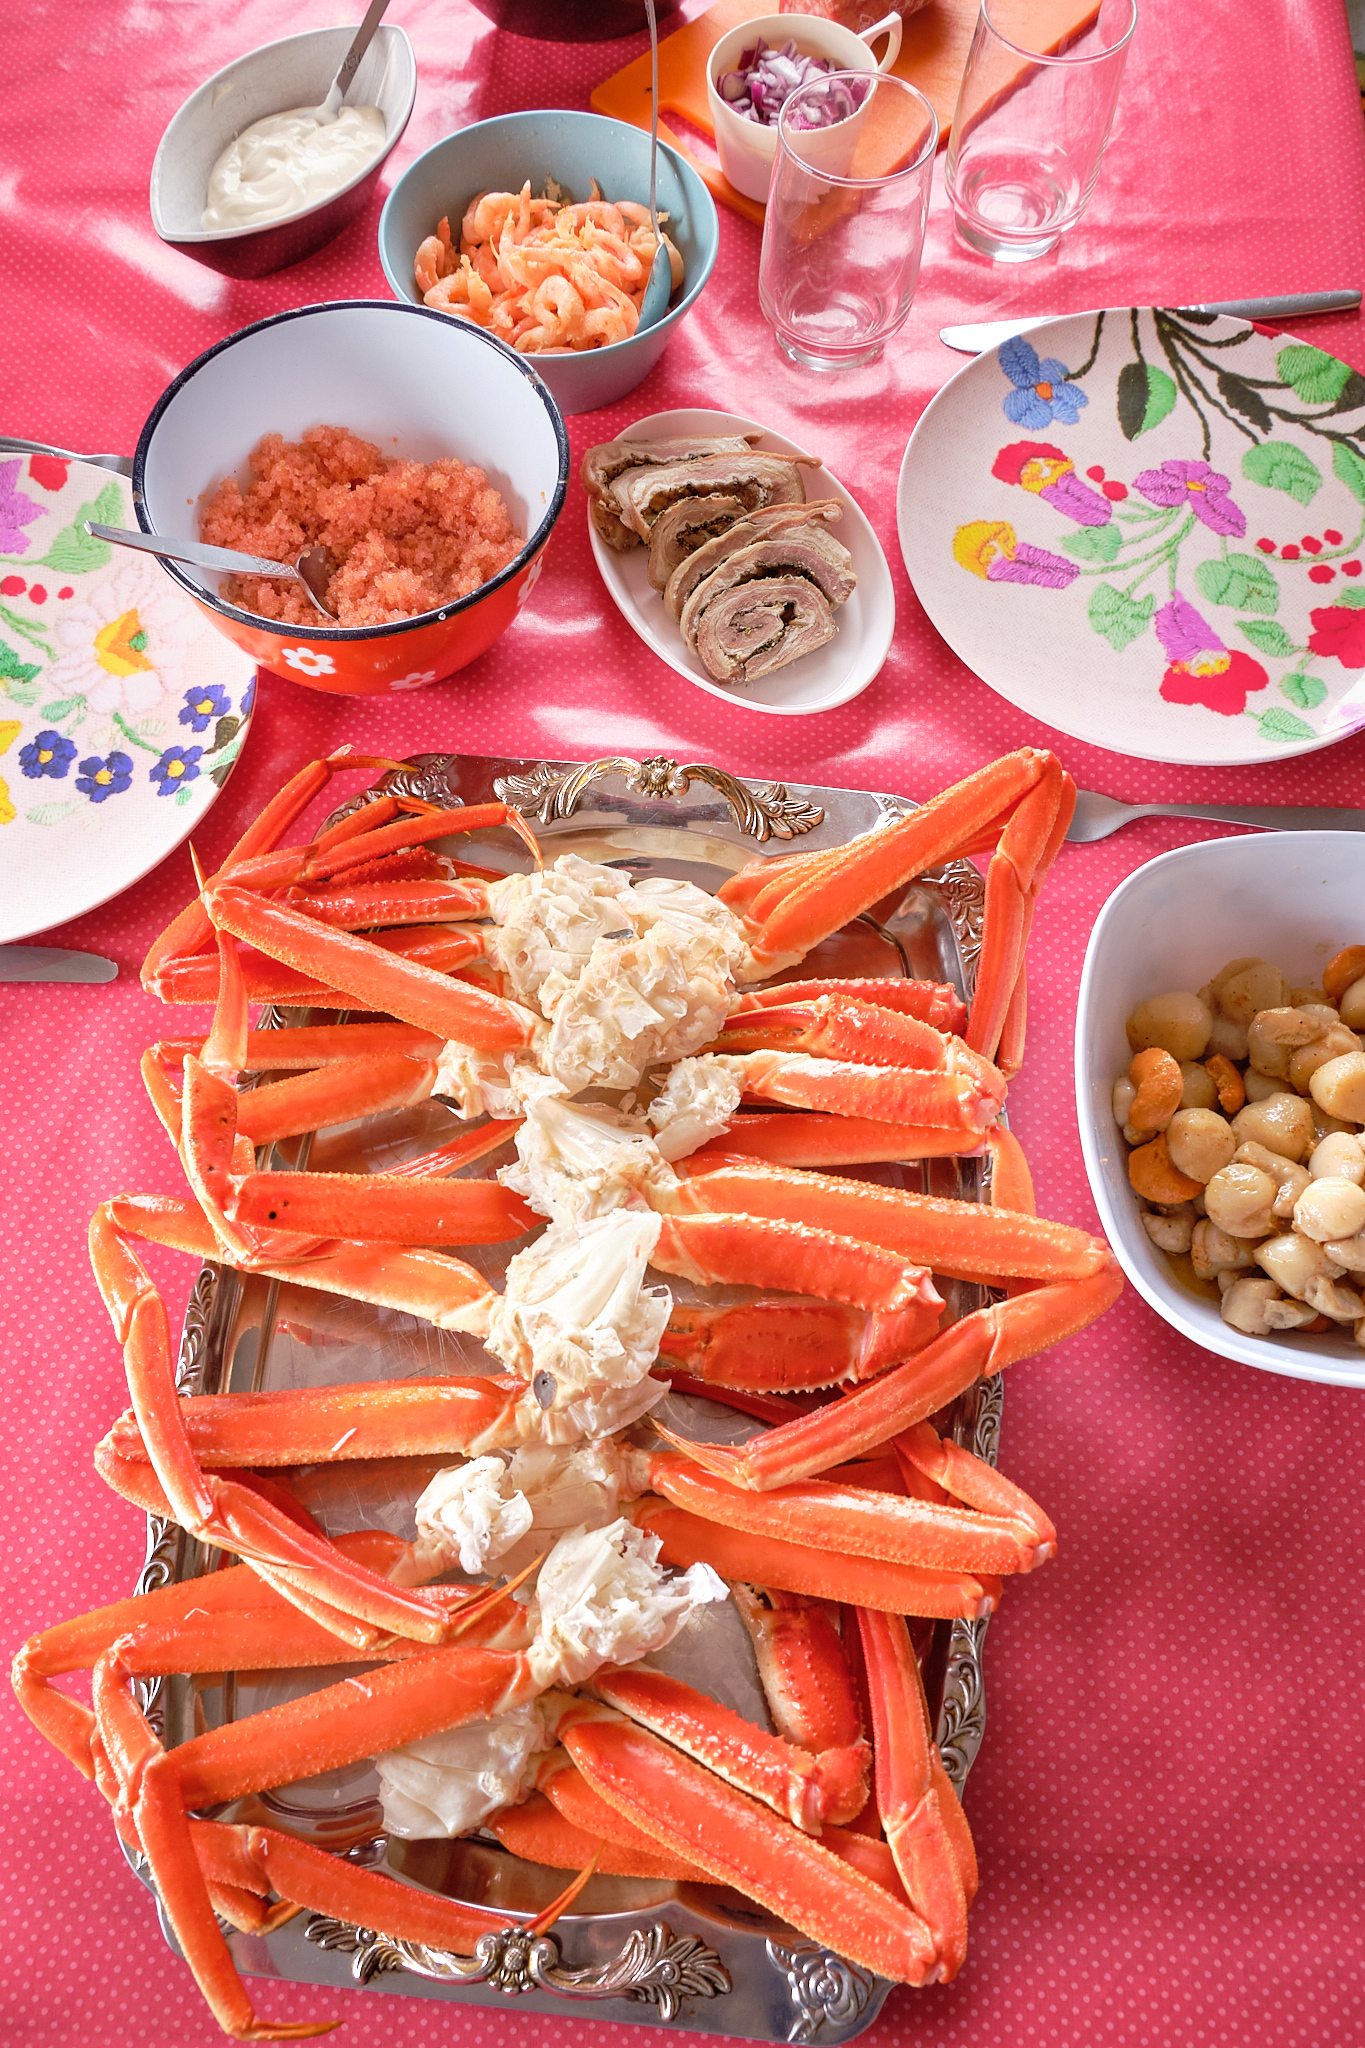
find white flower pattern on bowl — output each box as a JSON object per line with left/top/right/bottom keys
{"left": 281, "top": 646, "right": 336, "bottom": 676}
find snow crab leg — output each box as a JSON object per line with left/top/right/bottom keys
{"left": 718, "top": 747, "right": 1075, "bottom": 1071}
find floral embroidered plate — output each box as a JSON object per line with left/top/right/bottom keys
{"left": 0, "top": 453, "right": 255, "bottom": 943}
{"left": 897, "top": 310, "right": 1365, "bottom": 765}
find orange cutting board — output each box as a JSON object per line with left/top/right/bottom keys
{"left": 591, "top": 0, "right": 1100, "bottom": 224}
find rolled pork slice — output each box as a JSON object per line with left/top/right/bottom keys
{"left": 678, "top": 527, "right": 856, "bottom": 658}
{"left": 693, "top": 575, "right": 839, "bottom": 683}
{"left": 581, "top": 436, "right": 760, "bottom": 552}
{"left": 609, "top": 452, "right": 822, "bottom": 543}
{"left": 646, "top": 495, "right": 747, "bottom": 589}
{"left": 664, "top": 500, "right": 845, "bottom": 622}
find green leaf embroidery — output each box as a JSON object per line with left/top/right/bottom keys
{"left": 175, "top": 782, "right": 195, "bottom": 806}
{"left": 1332, "top": 442, "right": 1365, "bottom": 504}
{"left": 2, "top": 672, "right": 39, "bottom": 707}
{"left": 1239, "top": 619, "right": 1297, "bottom": 657}
{"left": 1217, "top": 371, "right": 1272, "bottom": 433}
{"left": 1276, "top": 343, "right": 1354, "bottom": 405}
{"left": 26, "top": 800, "right": 81, "bottom": 826}
{"left": 1089, "top": 582, "right": 1154, "bottom": 651}
{"left": 1116, "top": 360, "right": 1177, "bottom": 440}
{"left": 0, "top": 601, "right": 54, "bottom": 655}
{"left": 39, "top": 696, "right": 82, "bottom": 722}
{"left": 1060, "top": 523, "right": 1122, "bottom": 563}
{"left": 112, "top": 708, "right": 166, "bottom": 754}
{"left": 1280, "top": 671, "right": 1327, "bottom": 709}
{"left": 40, "top": 499, "right": 113, "bottom": 575}
{"left": 1254, "top": 707, "right": 1315, "bottom": 743}
{"left": 0, "top": 638, "right": 40, "bottom": 690}
{"left": 1240, "top": 441, "right": 1322, "bottom": 507}
{"left": 1333, "top": 585, "right": 1365, "bottom": 610}
{"left": 1194, "top": 554, "right": 1279, "bottom": 614}
{"left": 209, "top": 714, "right": 241, "bottom": 755}
{"left": 93, "top": 481, "right": 124, "bottom": 525}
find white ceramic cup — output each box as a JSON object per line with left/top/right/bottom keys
{"left": 707, "top": 11, "right": 904, "bottom": 203}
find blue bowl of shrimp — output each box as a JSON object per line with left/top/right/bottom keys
{"left": 377, "top": 110, "right": 719, "bottom": 416}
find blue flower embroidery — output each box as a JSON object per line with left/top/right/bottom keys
{"left": 178, "top": 683, "right": 231, "bottom": 733}
{"left": 240, "top": 676, "right": 256, "bottom": 718}
{"left": 76, "top": 751, "right": 134, "bottom": 803}
{"left": 19, "top": 729, "right": 77, "bottom": 780}
{"left": 150, "top": 744, "right": 203, "bottom": 794}
{"left": 999, "top": 336, "right": 1088, "bottom": 429}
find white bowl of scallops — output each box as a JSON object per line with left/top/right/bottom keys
{"left": 1076, "top": 831, "right": 1365, "bottom": 1386}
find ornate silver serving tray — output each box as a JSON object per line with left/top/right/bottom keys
{"left": 132, "top": 752, "right": 999, "bottom": 2042}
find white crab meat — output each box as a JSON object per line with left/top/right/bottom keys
{"left": 502, "top": 1076, "right": 674, "bottom": 1225}
{"left": 374, "top": 1520, "right": 726, "bottom": 1839}
{"left": 433, "top": 859, "right": 756, "bottom": 1109}
{"left": 432, "top": 1042, "right": 530, "bottom": 1121}
{"left": 526, "top": 1517, "right": 728, "bottom": 1692}
{"left": 648, "top": 1053, "right": 747, "bottom": 1161}
{"left": 484, "top": 856, "right": 642, "bottom": 1010}
{"left": 542, "top": 919, "right": 738, "bottom": 1095}
{"left": 410, "top": 1439, "right": 635, "bottom": 1584}
{"left": 484, "top": 1210, "right": 673, "bottom": 1414}
{"left": 411, "top": 1455, "right": 536, "bottom": 1579}
{"left": 374, "top": 1700, "right": 548, "bottom": 1840}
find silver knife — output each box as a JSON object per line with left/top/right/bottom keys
{"left": 939, "top": 289, "right": 1362, "bottom": 355}
{"left": 0, "top": 946, "right": 119, "bottom": 982}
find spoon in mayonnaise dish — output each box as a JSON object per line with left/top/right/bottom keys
{"left": 86, "top": 523, "right": 338, "bottom": 619}
{"left": 315, "top": 0, "right": 392, "bottom": 123}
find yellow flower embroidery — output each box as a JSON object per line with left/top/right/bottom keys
{"left": 953, "top": 520, "right": 1017, "bottom": 579}
{"left": 0, "top": 718, "right": 19, "bottom": 827}
{"left": 94, "top": 609, "right": 154, "bottom": 677}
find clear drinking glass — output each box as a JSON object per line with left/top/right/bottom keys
{"left": 945, "top": 0, "right": 1137, "bottom": 263}
{"left": 758, "top": 71, "right": 938, "bottom": 371}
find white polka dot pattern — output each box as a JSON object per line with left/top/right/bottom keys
{"left": 4, "top": 2, "right": 1365, "bottom": 2044}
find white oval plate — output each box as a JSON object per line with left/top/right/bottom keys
{"left": 1076, "top": 829, "right": 1365, "bottom": 1387}
{"left": 0, "top": 453, "right": 255, "bottom": 943}
{"left": 588, "top": 406, "right": 894, "bottom": 716}
{"left": 899, "top": 309, "right": 1365, "bottom": 766}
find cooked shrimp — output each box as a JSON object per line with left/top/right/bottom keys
{"left": 419, "top": 180, "right": 683, "bottom": 352}
{"left": 414, "top": 216, "right": 455, "bottom": 295}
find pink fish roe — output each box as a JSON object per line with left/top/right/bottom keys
{"left": 199, "top": 423, "right": 524, "bottom": 628}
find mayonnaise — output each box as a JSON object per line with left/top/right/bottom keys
{"left": 201, "top": 104, "right": 387, "bottom": 231}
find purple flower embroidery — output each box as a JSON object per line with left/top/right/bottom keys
{"left": 1155, "top": 592, "right": 1226, "bottom": 666}
{"left": 1155, "top": 593, "right": 1269, "bottom": 715}
{"left": 991, "top": 442, "right": 1111, "bottom": 527}
{"left": 0, "top": 460, "right": 44, "bottom": 556}
{"left": 986, "top": 541, "right": 1079, "bottom": 589}
{"left": 19, "top": 729, "right": 76, "bottom": 779}
{"left": 999, "top": 338, "right": 1088, "bottom": 429}
{"left": 76, "top": 751, "right": 134, "bottom": 803}
{"left": 150, "top": 744, "right": 203, "bottom": 794}
{"left": 1133, "top": 459, "right": 1246, "bottom": 537}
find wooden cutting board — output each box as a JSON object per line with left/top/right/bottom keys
{"left": 591, "top": 0, "right": 1100, "bottom": 224}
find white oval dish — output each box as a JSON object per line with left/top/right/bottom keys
{"left": 1075, "top": 829, "right": 1365, "bottom": 1387}
{"left": 588, "top": 407, "right": 894, "bottom": 716}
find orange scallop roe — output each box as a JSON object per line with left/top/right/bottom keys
{"left": 199, "top": 423, "right": 524, "bottom": 628}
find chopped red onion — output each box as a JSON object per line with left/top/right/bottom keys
{"left": 715, "top": 39, "right": 870, "bottom": 128}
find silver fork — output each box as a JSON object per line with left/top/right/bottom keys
{"left": 1067, "top": 788, "right": 1365, "bottom": 842}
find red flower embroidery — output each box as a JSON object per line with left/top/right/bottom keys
{"left": 1160, "top": 649, "right": 1270, "bottom": 716}
{"left": 27, "top": 455, "right": 69, "bottom": 492}
{"left": 1308, "top": 605, "right": 1365, "bottom": 667}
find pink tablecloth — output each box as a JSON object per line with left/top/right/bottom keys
{"left": 5, "top": 3, "right": 1365, "bottom": 2043}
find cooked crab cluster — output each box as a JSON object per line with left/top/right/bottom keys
{"left": 1115, "top": 947, "right": 1365, "bottom": 1345}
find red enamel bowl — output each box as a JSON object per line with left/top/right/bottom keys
{"left": 133, "top": 300, "right": 569, "bottom": 695}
